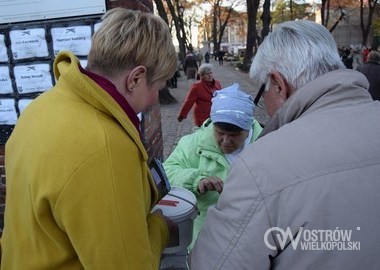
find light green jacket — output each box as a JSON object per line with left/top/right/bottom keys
{"left": 163, "top": 119, "right": 262, "bottom": 248}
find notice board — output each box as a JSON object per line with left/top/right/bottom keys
{"left": 0, "top": 10, "right": 104, "bottom": 143}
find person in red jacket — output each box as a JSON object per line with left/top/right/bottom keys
{"left": 177, "top": 63, "right": 222, "bottom": 126}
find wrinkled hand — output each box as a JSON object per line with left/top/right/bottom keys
{"left": 154, "top": 209, "right": 179, "bottom": 247}
{"left": 198, "top": 176, "right": 223, "bottom": 194}
{"left": 177, "top": 116, "right": 185, "bottom": 122}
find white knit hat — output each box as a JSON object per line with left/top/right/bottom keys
{"left": 210, "top": 83, "right": 254, "bottom": 130}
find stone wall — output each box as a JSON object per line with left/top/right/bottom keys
{"left": 0, "top": 0, "right": 164, "bottom": 233}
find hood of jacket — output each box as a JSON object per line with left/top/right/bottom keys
{"left": 53, "top": 51, "right": 148, "bottom": 161}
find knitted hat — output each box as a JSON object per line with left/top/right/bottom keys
{"left": 210, "top": 83, "right": 254, "bottom": 130}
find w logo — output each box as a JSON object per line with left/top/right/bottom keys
{"left": 264, "top": 227, "right": 303, "bottom": 251}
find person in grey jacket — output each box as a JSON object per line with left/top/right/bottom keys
{"left": 190, "top": 20, "right": 380, "bottom": 270}
{"left": 357, "top": 50, "right": 380, "bottom": 101}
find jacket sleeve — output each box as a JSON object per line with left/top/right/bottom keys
{"left": 163, "top": 135, "right": 204, "bottom": 194}
{"left": 215, "top": 80, "right": 222, "bottom": 90}
{"left": 189, "top": 155, "right": 275, "bottom": 270}
{"left": 54, "top": 147, "right": 168, "bottom": 269}
{"left": 178, "top": 84, "right": 198, "bottom": 120}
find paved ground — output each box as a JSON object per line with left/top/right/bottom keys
{"left": 158, "top": 59, "right": 269, "bottom": 269}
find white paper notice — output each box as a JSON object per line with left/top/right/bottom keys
{"left": 14, "top": 64, "right": 52, "bottom": 94}
{"left": 18, "top": 99, "right": 34, "bottom": 114}
{"left": 0, "top": 66, "right": 13, "bottom": 94}
{"left": 0, "top": 34, "right": 8, "bottom": 62}
{"left": 10, "top": 28, "right": 49, "bottom": 60}
{"left": 79, "top": 59, "right": 88, "bottom": 69}
{"left": 51, "top": 26, "right": 92, "bottom": 56}
{"left": 94, "top": 22, "right": 102, "bottom": 33}
{"left": 0, "top": 99, "right": 17, "bottom": 125}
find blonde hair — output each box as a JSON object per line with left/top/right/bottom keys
{"left": 87, "top": 8, "right": 177, "bottom": 84}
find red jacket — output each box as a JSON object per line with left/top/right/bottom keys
{"left": 178, "top": 79, "right": 222, "bottom": 126}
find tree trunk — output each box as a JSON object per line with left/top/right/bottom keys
{"left": 217, "top": 5, "right": 234, "bottom": 51}
{"left": 360, "top": 0, "right": 378, "bottom": 46}
{"left": 260, "top": 0, "right": 271, "bottom": 43}
{"left": 162, "top": 0, "right": 187, "bottom": 60}
{"left": 212, "top": 1, "right": 220, "bottom": 54}
{"left": 329, "top": 8, "right": 345, "bottom": 33}
{"left": 242, "top": 0, "right": 260, "bottom": 72}
{"left": 321, "top": 0, "right": 331, "bottom": 27}
{"left": 154, "top": 0, "right": 169, "bottom": 25}
{"left": 289, "top": 0, "right": 293, "bottom": 20}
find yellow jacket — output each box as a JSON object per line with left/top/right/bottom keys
{"left": 1, "top": 52, "right": 168, "bottom": 269}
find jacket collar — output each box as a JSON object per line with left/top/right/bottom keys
{"left": 79, "top": 66, "right": 141, "bottom": 135}
{"left": 259, "top": 69, "right": 370, "bottom": 138}
{"left": 53, "top": 51, "right": 148, "bottom": 160}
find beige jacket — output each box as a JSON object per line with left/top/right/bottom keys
{"left": 190, "top": 69, "right": 380, "bottom": 269}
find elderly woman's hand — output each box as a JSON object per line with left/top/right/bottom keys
{"left": 198, "top": 176, "right": 223, "bottom": 194}
{"left": 177, "top": 116, "right": 185, "bottom": 122}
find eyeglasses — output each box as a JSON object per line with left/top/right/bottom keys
{"left": 253, "top": 83, "right": 266, "bottom": 106}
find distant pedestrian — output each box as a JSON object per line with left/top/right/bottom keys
{"left": 170, "top": 53, "right": 182, "bottom": 88}
{"left": 204, "top": 51, "right": 210, "bottom": 63}
{"left": 357, "top": 51, "right": 380, "bottom": 101}
{"left": 362, "top": 46, "right": 371, "bottom": 63}
{"left": 218, "top": 50, "right": 225, "bottom": 66}
{"left": 178, "top": 63, "right": 222, "bottom": 126}
{"left": 184, "top": 51, "right": 198, "bottom": 79}
{"left": 196, "top": 51, "right": 203, "bottom": 66}
{"left": 342, "top": 48, "right": 354, "bottom": 69}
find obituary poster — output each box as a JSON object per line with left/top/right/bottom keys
{"left": 14, "top": 63, "right": 53, "bottom": 94}
{"left": 0, "top": 34, "right": 8, "bottom": 62}
{"left": 79, "top": 59, "right": 88, "bottom": 69}
{"left": 0, "top": 66, "right": 13, "bottom": 94}
{"left": 9, "top": 28, "right": 49, "bottom": 60}
{"left": 18, "top": 99, "right": 34, "bottom": 114}
{"left": 51, "top": 25, "right": 92, "bottom": 56}
{"left": 0, "top": 12, "right": 103, "bottom": 143}
{"left": 94, "top": 22, "right": 102, "bottom": 33}
{"left": 0, "top": 99, "right": 17, "bottom": 125}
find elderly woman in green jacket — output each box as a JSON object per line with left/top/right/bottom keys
{"left": 163, "top": 83, "right": 263, "bottom": 249}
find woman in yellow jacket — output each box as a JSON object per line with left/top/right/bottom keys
{"left": 1, "top": 9, "right": 177, "bottom": 269}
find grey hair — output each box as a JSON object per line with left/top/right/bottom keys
{"left": 198, "top": 63, "right": 213, "bottom": 76}
{"left": 250, "top": 20, "right": 345, "bottom": 91}
{"left": 368, "top": 51, "right": 380, "bottom": 63}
